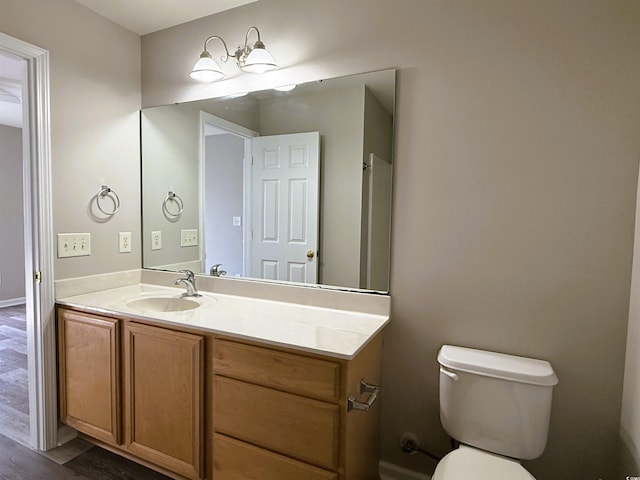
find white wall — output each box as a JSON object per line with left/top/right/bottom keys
{"left": 0, "top": 0, "right": 141, "bottom": 280}
{"left": 0, "top": 125, "right": 25, "bottom": 302}
{"left": 141, "top": 1, "right": 640, "bottom": 478}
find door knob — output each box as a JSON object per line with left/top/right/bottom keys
{"left": 306, "top": 250, "right": 315, "bottom": 259}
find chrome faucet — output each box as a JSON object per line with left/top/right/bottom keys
{"left": 174, "top": 270, "right": 201, "bottom": 297}
{"left": 210, "top": 264, "right": 227, "bottom": 277}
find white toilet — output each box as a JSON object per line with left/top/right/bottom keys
{"left": 433, "top": 345, "right": 558, "bottom": 479}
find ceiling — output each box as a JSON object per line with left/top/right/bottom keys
{"left": 73, "top": 0, "right": 258, "bottom": 35}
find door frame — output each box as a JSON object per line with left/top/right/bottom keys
{"left": 0, "top": 33, "right": 56, "bottom": 450}
{"left": 199, "top": 112, "right": 258, "bottom": 276}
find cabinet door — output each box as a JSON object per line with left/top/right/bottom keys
{"left": 58, "top": 308, "right": 120, "bottom": 445}
{"left": 124, "top": 322, "right": 204, "bottom": 480}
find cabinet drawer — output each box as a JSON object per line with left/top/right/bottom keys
{"left": 213, "top": 434, "right": 337, "bottom": 480}
{"left": 214, "top": 376, "right": 340, "bottom": 470}
{"left": 214, "top": 339, "right": 340, "bottom": 401}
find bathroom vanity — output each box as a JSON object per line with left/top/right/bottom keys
{"left": 55, "top": 272, "right": 389, "bottom": 480}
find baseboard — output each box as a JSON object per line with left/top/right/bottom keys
{"left": 0, "top": 297, "right": 26, "bottom": 308}
{"left": 379, "top": 461, "right": 431, "bottom": 480}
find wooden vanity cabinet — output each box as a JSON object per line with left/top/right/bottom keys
{"left": 212, "top": 336, "right": 383, "bottom": 480}
{"left": 57, "top": 307, "right": 205, "bottom": 480}
{"left": 57, "top": 306, "right": 383, "bottom": 480}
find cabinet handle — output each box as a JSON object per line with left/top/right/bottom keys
{"left": 347, "top": 379, "right": 381, "bottom": 412}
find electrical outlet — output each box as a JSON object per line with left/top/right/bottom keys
{"left": 151, "top": 231, "right": 162, "bottom": 250}
{"left": 119, "top": 232, "right": 132, "bottom": 253}
{"left": 232, "top": 216, "right": 242, "bottom": 226}
{"left": 181, "top": 229, "right": 198, "bottom": 247}
{"left": 57, "top": 233, "right": 91, "bottom": 258}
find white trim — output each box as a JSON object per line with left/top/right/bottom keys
{"left": 0, "top": 32, "right": 56, "bottom": 451}
{"left": 379, "top": 461, "right": 431, "bottom": 480}
{"left": 0, "top": 297, "right": 27, "bottom": 308}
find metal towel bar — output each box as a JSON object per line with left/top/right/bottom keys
{"left": 96, "top": 185, "right": 120, "bottom": 216}
{"left": 347, "top": 379, "right": 381, "bottom": 412}
{"left": 163, "top": 191, "right": 184, "bottom": 217}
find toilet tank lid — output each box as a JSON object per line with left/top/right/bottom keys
{"left": 438, "top": 345, "right": 559, "bottom": 386}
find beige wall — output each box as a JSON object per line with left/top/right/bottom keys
{"left": 0, "top": 125, "right": 26, "bottom": 301}
{"left": 0, "top": 0, "right": 141, "bottom": 280}
{"left": 1, "top": 0, "right": 638, "bottom": 478}
{"left": 141, "top": 1, "right": 640, "bottom": 478}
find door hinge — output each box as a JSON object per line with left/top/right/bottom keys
{"left": 34, "top": 271, "right": 42, "bottom": 283}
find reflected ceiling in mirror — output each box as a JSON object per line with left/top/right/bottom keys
{"left": 141, "top": 68, "right": 395, "bottom": 293}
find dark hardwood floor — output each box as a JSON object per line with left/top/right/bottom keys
{"left": 0, "top": 305, "right": 171, "bottom": 479}
{"left": 0, "top": 433, "right": 172, "bottom": 479}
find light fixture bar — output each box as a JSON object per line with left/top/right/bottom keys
{"left": 190, "top": 26, "right": 278, "bottom": 83}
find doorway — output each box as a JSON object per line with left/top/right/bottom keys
{"left": 200, "top": 113, "right": 321, "bottom": 283}
{"left": 0, "top": 49, "right": 29, "bottom": 447}
{"left": 0, "top": 32, "right": 56, "bottom": 451}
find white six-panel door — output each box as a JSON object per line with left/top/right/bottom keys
{"left": 250, "top": 132, "right": 320, "bottom": 283}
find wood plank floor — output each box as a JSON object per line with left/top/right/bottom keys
{"left": 0, "top": 305, "right": 171, "bottom": 479}
{"left": 0, "top": 304, "right": 29, "bottom": 447}
{"left": 0, "top": 433, "right": 172, "bottom": 479}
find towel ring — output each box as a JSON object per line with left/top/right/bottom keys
{"left": 96, "top": 185, "right": 120, "bottom": 216}
{"left": 163, "top": 191, "right": 184, "bottom": 217}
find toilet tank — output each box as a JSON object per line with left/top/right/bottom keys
{"left": 438, "top": 345, "right": 558, "bottom": 460}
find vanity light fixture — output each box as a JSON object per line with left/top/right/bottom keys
{"left": 190, "top": 26, "right": 278, "bottom": 82}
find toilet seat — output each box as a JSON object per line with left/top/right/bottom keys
{"left": 432, "top": 445, "right": 535, "bottom": 480}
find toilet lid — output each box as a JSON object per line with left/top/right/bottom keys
{"left": 432, "top": 446, "right": 535, "bottom": 480}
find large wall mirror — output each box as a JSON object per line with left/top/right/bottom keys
{"left": 141, "top": 68, "right": 395, "bottom": 293}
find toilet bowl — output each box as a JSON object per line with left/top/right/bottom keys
{"left": 432, "top": 345, "right": 558, "bottom": 480}
{"left": 432, "top": 445, "right": 535, "bottom": 480}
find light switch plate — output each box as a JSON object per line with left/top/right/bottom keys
{"left": 57, "top": 233, "right": 91, "bottom": 258}
{"left": 181, "top": 229, "right": 198, "bottom": 247}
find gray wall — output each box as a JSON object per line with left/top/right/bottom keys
{"left": 141, "top": 105, "right": 200, "bottom": 268}
{"left": 0, "top": 125, "right": 25, "bottom": 302}
{"left": 1, "top": 0, "right": 141, "bottom": 280}
{"left": 204, "top": 133, "right": 244, "bottom": 277}
{"left": 141, "top": 1, "right": 640, "bottom": 478}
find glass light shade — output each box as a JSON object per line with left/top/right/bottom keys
{"left": 241, "top": 47, "right": 278, "bottom": 74}
{"left": 189, "top": 55, "right": 224, "bottom": 82}
{"left": 274, "top": 84, "right": 296, "bottom": 92}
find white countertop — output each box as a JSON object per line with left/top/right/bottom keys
{"left": 57, "top": 283, "right": 390, "bottom": 359}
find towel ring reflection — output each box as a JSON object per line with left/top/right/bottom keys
{"left": 96, "top": 185, "right": 120, "bottom": 216}
{"left": 163, "top": 191, "right": 184, "bottom": 217}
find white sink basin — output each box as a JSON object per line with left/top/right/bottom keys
{"left": 126, "top": 296, "right": 201, "bottom": 313}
